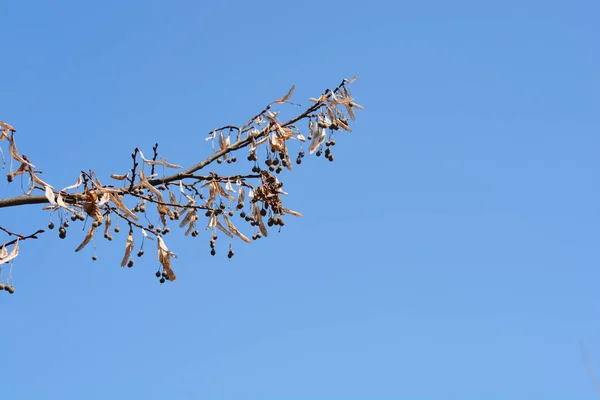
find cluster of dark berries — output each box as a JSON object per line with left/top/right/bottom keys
{"left": 0, "top": 282, "right": 15, "bottom": 294}
{"left": 296, "top": 150, "right": 305, "bottom": 165}
{"left": 265, "top": 156, "right": 284, "bottom": 174}
{"left": 267, "top": 215, "right": 285, "bottom": 227}
{"left": 155, "top": 269, "right": 171, "bottom": 284}
{"left": 247, "top": 152, "right": 258, "bottom": 162}
{"left": 209, "top": 233, "right": 217, "bottom": 256}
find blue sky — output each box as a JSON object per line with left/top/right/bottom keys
{"left": 1, "top": 0, "right": 599, "bottom": 398}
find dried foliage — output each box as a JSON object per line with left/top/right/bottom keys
{"left": 0, "top": 77, "right": 362, "bottom": 294}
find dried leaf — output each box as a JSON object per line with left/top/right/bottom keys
{"left": 336, "top": 117, "right": 352, "bottom": 132}
{"left": 0, "top": 240, "right": 18, "bottom": 265}
{"left": 222, "top": 214, "right": 251, "bottom": 243}
{"left": 309, "top": 127, "right": 327, "bottom": 154}
{"left": 75, "top": 226, "right": 96, "bottom": 252}
{"left": 344, "top": 74, "right": 359, "bottom": 84}
{"left": 104, "top": 213, "right": 112, "bottom": 237}
{"left": 237, "top": 186, "right": 245, "bottom": 209}
{"left": 45, "top": 185, "right": 56, "bottom": 205}
{"left": 283, "top": 208, "right": 303, "bottom": 217}
{"left": 120, "top": 231, "right": 134, "bottom": 267}
{"left": 61, "top": 175, "right": 83, "bottom": 192}
{"left": 139, "top": 171, "right": 163, "bottom": 200}
{"left": 57, "top": 194, "right": 78, "bottom": 213}
{"left": 109, "top": 193, "right": 139, "bottom": 221}
{"left": 215, "top": 219, "right": 233, "bottom": 238}
{"left": 273, "top": 84, "right": 296, "bottom": 104}
{"left": 83, "top": 190, "right": 103, "bottom": 224}
{"left": 141, "top": 228, "right": 154, "bottom": 240}
{"left": 214, "top": 181, "right": 235, "bottom": 201}
{"left": 157, "top": 236, "right": 176, "bottom": 281}
{"left": 8, "top": 136, "right": 34, "bottom": 167}
{"left": 110, "top": 173, "right": 129, "bottom": 181}
{"left": 252, "top": 203, "right": 268, "bottom": 237}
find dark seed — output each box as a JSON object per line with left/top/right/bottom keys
{"left": 127, "top": 260, "right": 134, "bottom": 268}
{"left": 48, "top": 222, "right": 55, "bottom": 230}
{"left": 155, "top": 271, "right": 161, "bottom": 278}
{"left": 210, "top": 249, "right": 216, "bottom": 256}
{"left": 160, "top": 277, "right": 166, "bottom": 284}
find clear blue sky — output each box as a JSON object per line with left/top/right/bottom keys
{"left": 1, "top": 0, "right": 599, "bottom": 398}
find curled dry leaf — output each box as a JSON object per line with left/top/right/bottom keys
{"left": 273, "top": 84, "right": 296, "bottom": 104}
{"left": 104, "top": 213, "right": 112, "bottom": 237}
{"left": 138, "top": 150, "right": 182, "bottom": 169}
{"left": 110, "top": 193, "right": 139, "bottom": 221}
{"left": 8, "top": 136, "right": 34, "bottom": 167}
{"left": 61, "top": 175, "right": 83, "bottom": 192}
{"left": 121, "top": 231, "right": 134, "bottom": 267}
{"left": 237, "top": 186, "right": 245, "bottom": 209}
{"left": 222, "top": 214, "right": 251, "bottom": 243}
{"left": 344, "top": 74, "right": 359, "bottom": 84}
{"left": 215, "top": 218, "right": 233, "bottom": 238}
{"left": 283, "top": 208, "right": 303, "bottom": 217}
{"left": 309, "top": 127, "right": 327, "bottom": 154}
{"left": 0, "top": 240, "right": 19, "bottom": 265}
{"left": 252, "top": 202, "right": 268, "bottom": 237}
{"left": 141, "top": 228, "right": 154, "bottom": 240}
{"left": 75, "top": 226, "right": 96, "bottom": 252}
{"left": 45, "top": 185, "right": 56, "bottom": 205}
{"left": 139, "top": 171, "right": 163, "bottom": 200}
{"left": 83, "top": 190, "right": 103, "bottom": 224}
{"left": 110, "top": 173, "right": 129, "bottom": 181}
{"left": 157, "top": 236, "right": 176, "bottom": 281}
{"left": 57, "top": 194, "right": 79, "bottom": 213}
{"left": 157, "top": 203, "right": 173, "bottom": 226}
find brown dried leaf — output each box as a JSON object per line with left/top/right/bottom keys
{"left": 45, "top": 185, "right": 56, "bottom": 205}
{"left": 0, "top": 240, "right": 18, "bottom": 265}
{"left": 75, "top": 226, "right": 96, "bottom": 252}
{"left": 120, "top": 231, "right": 134, "bottom": 267}
{"left": 336, "top": 117, "right": 352, "bottom": 132}
{"left": 222, "top": 214, "right": 251, "bottom": 243}
{"left": 237, "top": 186, "right": 245, "bottom": 209}
{"left": 344, "top": 74, "right": 359, "bottom": 84}
{"left": 110, "top": 193, "right": 139, "bottom": 221}
{"left": 8, "top": 136, "right": 34, "bottom": 167}
{"left": 157, "top": 236, "right": 176, "bottom": 281}
{"left": 214, "top": 181, "right": 235, "bottom": 201}
{"left": 283, "top": 208, "right": 303, "bottom": 217}
{"left": 273, "top": 84, "right": 296, "bottom": 104}
{"left": 0, "top": 120, "right": 16, "bottom": 132}
{"left": 83, "top": 190, "right": 103, "bottom": 224}
{"left": 309, "top": 127, "right": 327, "bottom": 154}
{"left": 252, "top": 203, "right": 268, "bottom": 237}
{"left": 110, "top": 173, "right": 129, "bottom": 181}
{"left": 104, "top": 213, "right": 112, "bottom": 237}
